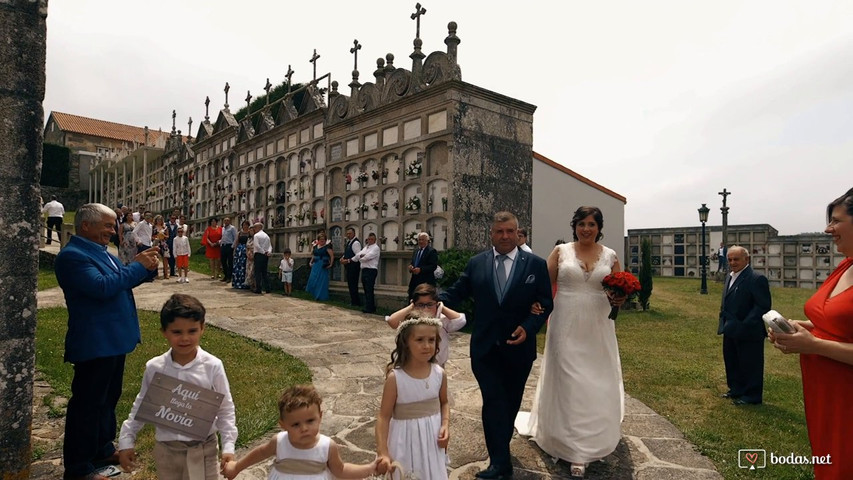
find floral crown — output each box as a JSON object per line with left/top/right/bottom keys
{"left": 396, "top": 316, "right": 442, "bottom": 336}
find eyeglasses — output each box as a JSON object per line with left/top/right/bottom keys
{"left": 414, "top": 302, "right": 437, "bottom": 309}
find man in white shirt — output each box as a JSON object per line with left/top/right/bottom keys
{"left": 132, "top": 213, "right": 153, "bottom": 253}
{"left": 354, "top": 232, "right": 381, "bottom": 313}
{"left": 42, "top": 195, "right": 65, "bottom": 244}
{"left": 252, "top": 222, "right": 272, "bottom": 294}
{"left": 517, "top": 227, "right": 533, "bottom": 253}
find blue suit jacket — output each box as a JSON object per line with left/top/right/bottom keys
{"left": 55, "top": 235, "right": 150, "bottom": 363}
{"left": 718, "top": 265, "right": 771, "bottom": 341}
{"left": 440, "top": 248, "right": 553, "bottom": 363}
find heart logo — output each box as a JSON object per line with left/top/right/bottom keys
{"left": 745, "top": 452, "right": 758, "bottom": 464}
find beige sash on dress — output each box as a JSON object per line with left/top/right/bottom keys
{"left": 272, "top": 458, "right": 327, "bottom": 474}
{"left": 392, "top": 397, "right": 440, "bottom": 420}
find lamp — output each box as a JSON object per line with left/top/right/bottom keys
{"left": 698, "top": 203, "right": 710, "bottom": 294}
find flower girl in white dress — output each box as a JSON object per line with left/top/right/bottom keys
{"left": 376, "top": 316, "right": 450, "bottom": 480}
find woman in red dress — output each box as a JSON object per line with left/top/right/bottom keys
{"left": 771, "top": 187, "right": 853, "bottom": 480}
{"left": 202, "top": 217, "right": 223, "bottom": 280}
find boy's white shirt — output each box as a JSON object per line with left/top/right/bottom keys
{"left": 118, "top": 347, "right": 238, "bottom": 454}
{"left": 279, "top": 257, "right": 294, "bottom": 272}
{"left": 172, "top": 236, "right": 191, "bottom": 257}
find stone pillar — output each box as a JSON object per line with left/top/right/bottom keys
{"left": 0, "top": 0, "right": 47, "bottom": 477}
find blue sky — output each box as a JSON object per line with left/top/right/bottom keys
{"left": 44, "top": 0, "right": 853, "bottom": 235}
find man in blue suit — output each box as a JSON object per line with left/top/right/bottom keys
{"left": 718, "top": 245, "right": 771, "bottom": 405}
{"left": 55, "top": 203, "right": 159, "bottom": 480}
{"left": 440, "top": 212, "right": 553, "bottom": 479}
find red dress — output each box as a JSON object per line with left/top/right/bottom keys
{"left": 202, "top": 226, "right": 222, "bottom": 259}
{"left": 801, "top": 257, "right": 853, "bottom": 479}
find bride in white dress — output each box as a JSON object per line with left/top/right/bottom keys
{"left": 516, "top": 206, "right": 625, "bottom": 478}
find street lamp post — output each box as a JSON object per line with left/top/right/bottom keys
{"left": 698, "top": 203, "right": 710, "bottom": 294}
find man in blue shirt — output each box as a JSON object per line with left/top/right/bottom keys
{"left": 55, "top": 203, "right": 159, "bottom": 480}
{"left": 220, "top": 216, "right": 237, "bottom": 282}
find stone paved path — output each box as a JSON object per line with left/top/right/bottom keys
{"left": 35, "top": 266, "right": 721, "bottom": 479}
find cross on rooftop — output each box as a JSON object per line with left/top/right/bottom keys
{"left": 350, "top": 39, "right": 362, "bottom": 71}
{"left": 411, "top": 3, "right": 427, "bottom": 39}
{"left": 310, "top": 49, "right": 320, "bottom": 83}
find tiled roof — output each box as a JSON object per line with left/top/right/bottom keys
{"left": 48, "top": 111, "right": 169, "bottom": 145}
{"left": 533, "top": 151, "right": 627, "bottom": 204}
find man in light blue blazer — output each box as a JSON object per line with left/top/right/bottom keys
{"left": 440, "top": 211, "right": 553, "bottom": 480}
{"left": 55, "top": 203, "right": 159, "bottom": 480}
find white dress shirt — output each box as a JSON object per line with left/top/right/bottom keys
{"left": 519, "top": 243, "right": 533, "bottom": 253}
{"left": 42, "top": 200, "right": 65, "bottom": 217}
{"left": 132, "top": 220, "right": 153, "bottom": 247}
{"left": 252, "top": 229, "right": 272, "bottom": 254}
{"left": 118, "top": 347, "right": 238, "bottom": 454}
{"left": 355, "top": 243, "right": 381, "bottom": 269}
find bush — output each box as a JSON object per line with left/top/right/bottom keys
{"left": 437, "top": 248, "right": 479, "bottom": 328}
{"left": 639, "top": 238, "right": 653, "bottom": 310}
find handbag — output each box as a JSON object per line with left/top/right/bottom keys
{"left": 434, "top": 265, "right": 444, "bottom": 280}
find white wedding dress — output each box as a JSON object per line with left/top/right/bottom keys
{"left": 515, "top": 242, "right": 624, "bottom": 464}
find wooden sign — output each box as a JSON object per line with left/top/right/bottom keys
{"left": 135, "top": 373, "right": 224, "bottom": 440}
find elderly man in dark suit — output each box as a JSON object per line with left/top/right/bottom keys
{"left": 718, "top": 245, "right": 771, "bottom": 405}
{"left": 407, "top": 231, "right": 438, "bottom": 296}
{"left": 55, "top": 203, "right": 159, "bottom": 480}
{"left": 440, "top": 212, "right": 553, "bottom": 479}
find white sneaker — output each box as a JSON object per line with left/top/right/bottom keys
{"left": 176, "top": 278, "right": 182, "bottom": 283}
{"left": 184, "top": 278, "right": 189, "bottom": 283}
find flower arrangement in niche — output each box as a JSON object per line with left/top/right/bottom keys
{"left": 372, "top": 170, "right": 380, "bottom": 181}
{"left": 371, "top": 201, "right": 381, "bottom": 211}
{"left": 358, "top": 203, "right": 369, "bottom": 213}
{"left": 357, "top": 171, "right": 369, "bottom": 183}
{"left": 405, "top": 158, "right": 422, "bottom": 176}
{"left": 405, "top": 196, "right": 421, "bottom": 211}
{"left": 404, "top": 231, "right": 419, "bottom": 248}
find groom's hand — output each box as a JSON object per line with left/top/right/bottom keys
{"left": 507, "top": 326, "right": 526, "bottom": 345}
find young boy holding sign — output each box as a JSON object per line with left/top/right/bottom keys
{"left": 118, "top": 294, "right": 237, "bottom": 479}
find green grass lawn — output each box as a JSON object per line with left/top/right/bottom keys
{"left": 36, "top": 307, "right": 311, "bottom": 480}
{"left": 38, "top": 265, "right": 59, "bottom": 291}
{"left": 612, "top": 277, "right": 815, "bottom": 480}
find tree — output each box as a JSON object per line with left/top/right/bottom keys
{"left": 639, "top": 238, "right": 653, "bottom": 311}
{"left": 0, "top": 0, "right": 47, "bottom": 477}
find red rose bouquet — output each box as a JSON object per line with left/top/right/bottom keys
{"left": 601, "top": 271, "right": 642, "bottom": 320}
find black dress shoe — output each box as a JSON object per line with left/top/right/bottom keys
{"left": 721, "top": 392, "right": 741, "bottom": 399}
{"left": 732, "top": 398, "right": 761, "bottom": 405}
{"left": 476, "top": 465, "right": 513, "bottom": 479}
{"left": 361, "top": 309, "right": 376, "bottom": 314}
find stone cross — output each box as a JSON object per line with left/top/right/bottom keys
{"left": 411, "top": 3, "right": 427, "bottom": 39}
{"left": 719, "top": 187, "right": 731, "bottom": 255}
{"left": 310, "top": 49, "right": 320, "bottom": 83}
{"left": 718, "top": 188, "right": 731, "bottom": 208}
{"left": 245, "top": 90, "right": 252, "bottom": 111}
{"left": 204, "top": 96, "right": 210, "bottom": 121}
{"left": 350, "top": 39, "right": 362, "bottom": 71}
{"left": 285, "top": 64, "right": 294, "bottom": 93}
{"left": 187, "top": 117, "right": 193, "bottom": 138}
{"left": 264, "top": 78, "right": 272, "bottom": 106}
{"left": 224, "top": 82, "right": 230, "bottom": 108}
